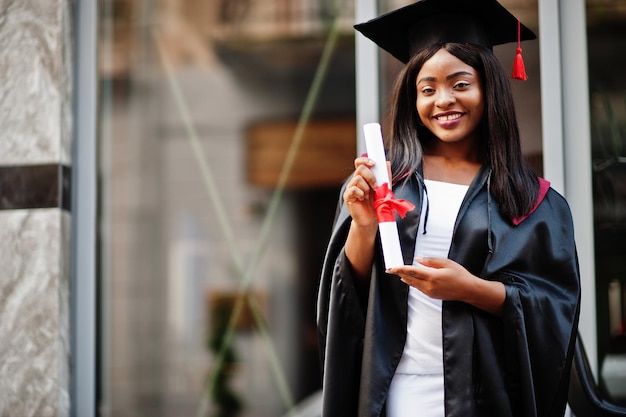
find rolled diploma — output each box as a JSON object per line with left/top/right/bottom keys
{"left": 363, "top": 123, "right": 405, "bottom": 269}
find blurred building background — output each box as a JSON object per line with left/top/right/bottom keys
{"left": 0, "top": 0, "right": 625, "bottom": 416}
{"left": 98, "top": 1, "right": 355, "bottom": 416}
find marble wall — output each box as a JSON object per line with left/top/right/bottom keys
{"left": 0, "top": 1, "right": 72, "bottom": 416}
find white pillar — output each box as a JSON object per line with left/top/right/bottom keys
{"left": 540, "top": 0, "right": 597, "bottom": 377}
{"left": 355, "top": 0, "right": 380, "bottom": 156}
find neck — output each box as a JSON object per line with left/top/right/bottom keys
{"left": 425, "top": 138, "right": 480, "bottom": 163}
{"left": 421, "top": 153, "right": 482, "bottom": 186}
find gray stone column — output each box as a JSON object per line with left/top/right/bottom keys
{"left": 0, "top": 1, "right": 73, "bottom": 416}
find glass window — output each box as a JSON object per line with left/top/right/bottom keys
{"left": 587, "top": 0, "right": 626, "bottom": 404}
{"left": 97, "top": 1, "right": 356, "bottom": 415}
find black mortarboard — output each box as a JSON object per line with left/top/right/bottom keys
{"left": 354, "top": 0, "right": 536, "bottom": 79}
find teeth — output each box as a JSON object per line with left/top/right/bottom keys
{"left": 436, "top": 114, "right": 461, "bottom": 121}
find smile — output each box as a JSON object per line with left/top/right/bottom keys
{"left": 434, "top": 113, "right": 463, "bottom": 121}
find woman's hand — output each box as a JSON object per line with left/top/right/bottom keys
{"left": 343, "top": 156, "right": 388, "bottom": 280}
{"left": 387, "top": 257, "right": 506, "bottom": 316}
{"left": 343, "top": 156, "right": 378, "bottom": 227}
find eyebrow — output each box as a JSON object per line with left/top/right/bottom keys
{"left": 417, "top": 71, "right": 474, "bottom": 85}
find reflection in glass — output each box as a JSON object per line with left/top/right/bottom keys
{"left": 98, "top": 1, "right": 355, "bottom": 416}
{"left": 587, "top": 0, "right": 626, "bottom": 405}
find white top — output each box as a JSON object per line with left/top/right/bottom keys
{"left": 387, "top": 180, "right": 469, "bottom": 417}
{"left": 395, "top": 180, "right": 469, "bottom": 374}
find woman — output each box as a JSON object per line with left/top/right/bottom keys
{"left": 316, "top": 1, "right": 581, "bottom": 416}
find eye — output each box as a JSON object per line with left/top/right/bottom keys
{"left": 453, "top": 81, "right": 470, "bottom": 90}
{"left": 420, "top": 87, "right": 435, "bottom": 95}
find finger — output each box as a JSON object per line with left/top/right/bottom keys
{"left": 387, "top": 265, "right": 427, "bottom": 279}
{"left": 352, "top": 175, "right": 372, "bottom": 196}
{"left": 354, "top": 156, "right": 375, "bottom": 170}
{"left": 415, "top": 256, "right": 447, "bottom": 269}
{"left": 344, "top": 185, "right": 368, "bottom": 204}
{"left": 387, "top": 161, "right": 392, "bottom": 184}
{"left": 345, "top": 171, "right": 375, "bottom": 202}
{"left": 355, "top": 165, "right": 378, "bottom": 190}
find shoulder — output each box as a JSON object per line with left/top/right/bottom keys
{"left": 513, "top": 178, "right": 572, "bottom": 225}
{"left": 541, "top": 180, "right": 574, "bottom": 217}
{"left": 542, "top": 185, "right": 575, "bottom": 227}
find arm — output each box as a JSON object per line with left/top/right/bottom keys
{"left": 387, "top": 257, "right": 506, "bottom": 316}
{"left": 345, "top": 221, "right": 378, "bottom": 280}
{"left": 342, "top": 157, "right": 381, "bottom": 280}
{"left": 462, "top": 271, "right": 505, "bottom": 316}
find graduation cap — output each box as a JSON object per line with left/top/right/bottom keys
{"left": 354, "top": 0, "right": 536, "bottom": 80}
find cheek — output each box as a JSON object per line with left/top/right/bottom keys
{"left": 472, "top": 91, "right": 485, "bottom": 116}
{"left": 416, "top": 98, "right": 428, "bottom": 120}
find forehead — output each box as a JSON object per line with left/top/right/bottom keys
{"left": 417, "top": 49, "right": 477, "bottom": 79}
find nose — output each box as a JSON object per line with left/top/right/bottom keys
{"left": 435, "top": 88, "right": 455, "bottom": 108}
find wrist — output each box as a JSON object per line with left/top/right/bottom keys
{"left": 350, "top": 219, "right": 378, "bottom": 235}
{"left": 345, "top": 221, "right": 378, "bottom": 280}
{"left": 464, "top": 276, "right": 506, "bottom": 317}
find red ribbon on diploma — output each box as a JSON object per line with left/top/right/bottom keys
{"left": 373, "top": 183, "right": 415, "bottom": 223}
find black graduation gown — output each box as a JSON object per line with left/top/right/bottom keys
{"left": 316, "top": 165, "right": 581, "bottom": 417}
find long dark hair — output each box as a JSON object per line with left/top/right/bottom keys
{"left": 385, "top": 42, "right": 539, "bottom": 220}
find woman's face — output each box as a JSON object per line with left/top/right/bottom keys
{"left": 415, "top": 48, "right": 485, "bottom": 147}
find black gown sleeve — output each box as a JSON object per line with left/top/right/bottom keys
{"left": 316, "top": 188, "right": 368, "bottom": 417}
{"left": 484, "top": 188, "right": 581, "bottom": 417}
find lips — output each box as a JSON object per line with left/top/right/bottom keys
{"left": 434, "top": 112, "right": 463, "bottom": 121}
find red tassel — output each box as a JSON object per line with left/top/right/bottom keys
{"left": 511, "top": 19, "right": 528, "bottom": 81}
{"left": 512, "top": 47, "right": 528, "bottom": 81}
